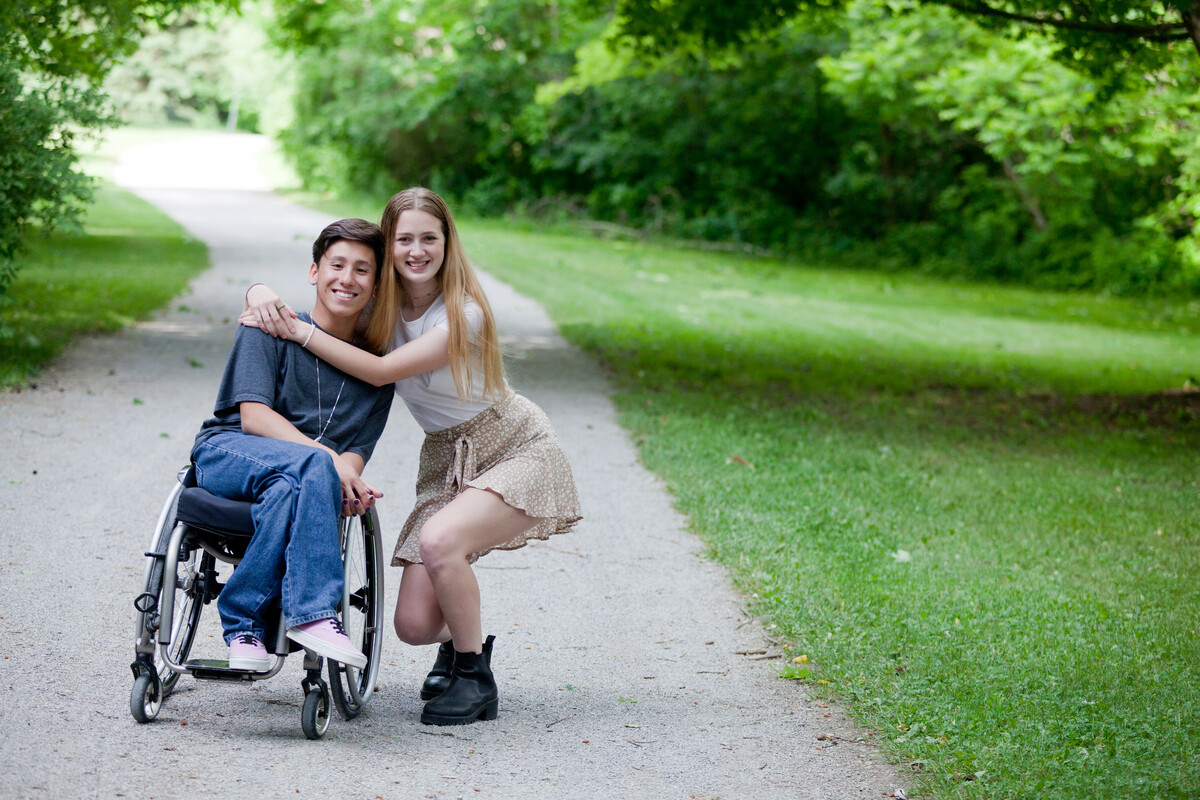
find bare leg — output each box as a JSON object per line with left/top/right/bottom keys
{"left": 418, "top": 488, "right": 538, "bottom": 654}
{"left": 393, "top": 563, "right": 450, "bottom": 645}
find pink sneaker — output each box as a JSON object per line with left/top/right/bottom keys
{"left": 287, "top": 618, "right": 367, "bottom": 669}
{"left": 228, "top": 633, "right": 271, "bottom": 671}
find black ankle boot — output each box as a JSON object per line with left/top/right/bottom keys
{"left": 420, "top": 635, "right": 498, "bottom": 726}
{"left": 420, "top": 641, "right": 455, "bottom": 701}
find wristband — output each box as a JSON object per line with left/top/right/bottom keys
{"left": 301, "top": 325, "right": 316, "bottom": 349}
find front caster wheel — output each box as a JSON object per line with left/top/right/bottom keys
{"left": 301, "top": 686, "right": 332, "bottom": 740}
{"left": 130, "top": 673, "right": 162, "bottom": 723}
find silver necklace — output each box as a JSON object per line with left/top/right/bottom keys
{"left": 314, "top": 356, "right": 346, "bottom": 444}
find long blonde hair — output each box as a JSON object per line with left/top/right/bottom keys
{"left": 364, "top": 187, "right": 506, "bottom": 402}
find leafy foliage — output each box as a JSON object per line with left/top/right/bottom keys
{"left": 3, "top": 1, "right": 168, "bottom": 81}
{"left": 928, "top": 0, "right": 1200, "bottom": 74}
{"left": 0, "top": 38, "right": 108, "bottom": 299}
{"left": 606, "top": 0, "right": 1199, "bottom": 74}
{"left": 272, "top": 0, "right": 589, "bottom": 200}
{"left": 526, "top": 31, "right": 846, "bottom": 247}
{"left": 104, "top": 4, "right": 291, "bottom": 132}
{"left": 611, "top": 0, "right": 841, "bottom": 50}
{"left": 104, "top": 14, "right": 227, "bottom": 126}
{"left": 268, "top": 0, "right": 1200, "bottom": 296}
{"left": 0, "top": 0, "right": 230, "bottom": 305}
{"left": 820, "top": 3, "right": 1200, "bottom": 294}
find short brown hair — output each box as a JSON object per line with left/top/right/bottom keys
{"left": 312, "top": 218, "right": 385, "bottom": 279}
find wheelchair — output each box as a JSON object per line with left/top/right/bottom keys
{"left": 129, "top": 466, "right": 386, "bottom": 739}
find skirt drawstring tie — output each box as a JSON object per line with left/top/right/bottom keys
{"left": 447, "top": 433, "right": 477, "bottom": 495}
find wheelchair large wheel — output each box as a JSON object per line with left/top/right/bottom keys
{"left": 329, "top": 507, "right": 385, "bottom": 720}
{"left": 135, "top": 482, "right": 206, "bottom": 698}
{"left": 159, "top": 541, "right": 208, "bottom": 689}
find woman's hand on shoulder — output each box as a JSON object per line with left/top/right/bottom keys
{"left": 242, "top": 314, "right": 311, "bottom": 345}
{"left": 239, "top": 283, "right": 297, "bottom": 338}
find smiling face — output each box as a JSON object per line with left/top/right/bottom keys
{"left": 308, "top": 238, "right": 377, "bottom": 336}
{"left": 392, "top": 209, "right": 446, "bottom": 297}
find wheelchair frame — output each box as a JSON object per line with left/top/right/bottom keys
{"left": 129, "top": 467, "right": 386, "bottom": 739}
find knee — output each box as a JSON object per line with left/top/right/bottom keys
{"left": 297, "top": 450, "right": 339, "bottom": 492}
{"left": 393, "top": 613, "right": 430, "bottom": 645}
{"left": 393, "top": 604, "right": 439, "bottom": 645}
{"left": 417, "top": 521, "right": 463, "bottom": 574}
{"left": 392, "top": 612, "right": 417, "bottom": 644}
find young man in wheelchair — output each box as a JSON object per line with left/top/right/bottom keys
{"left": 190, "top": 218, "right": 393, "bottom": 672}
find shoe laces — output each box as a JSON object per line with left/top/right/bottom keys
{"left": 235, "top": 634, "right": 260, "bottom": 646}
{"left": 328, "top": 618, "right": 348, "bottom": 637}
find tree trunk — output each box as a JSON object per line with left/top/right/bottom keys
{"left": 1001, "top": 158, "right": 1048, "bottom": 232}
{"left": 1184, "top": 3, "right": 1200, "bottom": 62}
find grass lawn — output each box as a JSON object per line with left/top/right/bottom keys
{"left": 442, "top": 220, "right": 1198, "bottom": 799}
{"left": 0, "top": 180, "right": 208, "bottom": 387}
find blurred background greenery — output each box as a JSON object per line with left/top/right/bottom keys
{"left": 5, "top": 0, "right": 1200, "bottom": 306}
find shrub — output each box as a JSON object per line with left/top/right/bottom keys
{"left": 0, "top": 51, "right": 104, "bottom": 300}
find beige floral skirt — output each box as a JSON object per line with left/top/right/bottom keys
{"left": 391, "top": 392, "right": 582, "bottom": 566}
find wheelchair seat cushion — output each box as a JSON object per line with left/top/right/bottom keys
{"left": 176, "top": 487, "right": 255, "bottom": 536}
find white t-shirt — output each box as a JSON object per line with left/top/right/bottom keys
{"left": 393, "top": 295, "right": 495, "bottom": 432}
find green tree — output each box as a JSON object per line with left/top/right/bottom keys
{"left": 929, "top": 1, "right": 1200, "bottom": 66}
{"left": 610, "top": 0, "right": 1199, "bottom": 71}
{"left": 611, "top": 0, "right": 843, "bottom": 50}
{"left": 104, "top": 3, "right": 292, "bottom": 132}
{"left": 820, "top": 2, "right": 1200, "bottom": 293}
{"left": 265, "top": 0, "right": 1199, "bottom": 295}
{"left": 104, "top": 13, "right": 229, "bottom": 125}
{"left": 525, "top": 29, "right": 846, "bottom": 246}
{"left": 272, "top": 0, "right": 590, "bottom": 201}
{"left": 0, "top": 0, "right": 232, "bottom": 303}
{"left": 0, "top": 47, "right": 104, "bottom": 300}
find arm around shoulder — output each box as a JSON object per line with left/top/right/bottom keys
{"left": 304, "top": 324, "right": 451, "bottom": 387}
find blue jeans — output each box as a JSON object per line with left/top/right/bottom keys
{"left": 192, "top": 433, "right": 343, "bottom": 645}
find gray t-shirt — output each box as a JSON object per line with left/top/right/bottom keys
{"left": 192, "top": 313, "right": 393, "bottom": 463}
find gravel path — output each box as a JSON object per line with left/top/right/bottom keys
{"left": 0, "top": 133, "right": 904, "bottom": 799}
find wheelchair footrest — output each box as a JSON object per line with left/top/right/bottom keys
{"left": 185, "top": 659, "right": 268, "bottom": 682}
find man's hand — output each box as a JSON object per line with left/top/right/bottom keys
{"left": 331, "top": 452, "right": 383, "bottom": 517}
